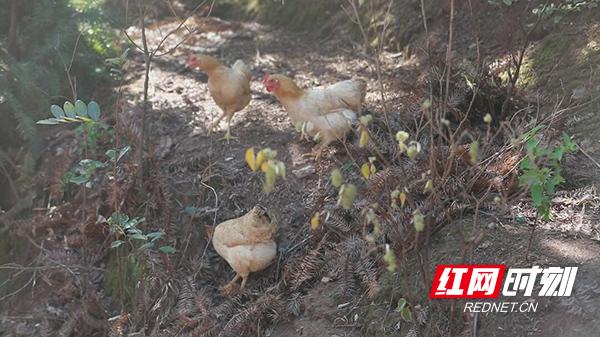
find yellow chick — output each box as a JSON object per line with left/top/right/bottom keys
{"left": 212, "top": 205, "right": 277, "bottom": 293}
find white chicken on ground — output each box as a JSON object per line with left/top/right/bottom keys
{"left": 263, "top": 74, "right": 366, "bottom": 156}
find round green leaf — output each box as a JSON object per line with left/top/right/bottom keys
{"left": 87, "top": 101, "right": 101, "bottom": 121}
{"left": 63, "top": 101, "right": 75, "bottom": 117}
{"left": 75, "top": 100, "right": 88, "bottom": 117}
{"left": 50, "top": 105, "right": 65, "bottom": 118}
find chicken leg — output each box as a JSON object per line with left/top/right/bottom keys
{"left": 219, "top": 274, "right": 241, "bottom": 295}
{"left": 219, "top": 273, "right": 250, "bottom": 295}
{"left": 220, "top": 115, "right": 238, "bottom": 143}
{"left": 240, "top": 274, "right": 249, "bottom": 289}
{"left": 209, "top": 113, "right": 224, "bottom": 135}
{"left": 302, "top": 144, "right": 329, "bottom": 160}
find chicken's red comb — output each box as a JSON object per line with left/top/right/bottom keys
{"left": 186, "top": 54, "right": 197, "bottom": 66}
{"left": 262, "top": 74, "right": 270, "bottom": 84}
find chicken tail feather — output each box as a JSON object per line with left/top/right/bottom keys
{"left": 232, "top": 60, "right": 252, "bottom": 82}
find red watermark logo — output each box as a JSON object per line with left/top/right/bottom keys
{"left": 430, "top": 264, "right": 506, "bottom": 299}
{"left": 430, "top": 265, "right": 578, "bottom": 313}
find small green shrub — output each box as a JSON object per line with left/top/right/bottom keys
{"left": 518, "top": 127, "right": 576, "bottom": 220}
{"left": 108, "top": 212, "right": 175, "bottom": 253}
{"left": 0, "top": 0, "right": 113, "bottom": 150}
{"left": 533, "top": 0, "right": 600, "bottom": 23}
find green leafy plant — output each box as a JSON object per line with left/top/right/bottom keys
{"left": 383, "top": 244, "right": 397, "bottom": 272}
{"left": 37, "top": 100, "right": 102, "bottom": 125}
{"left": 518, "top": 128, "right": 576, "bottom": 221}
{"left": 0, "top": 0, "right": 112, "bottom": 160}
{"left": 37, "top": 99, "right": 108, "bottom": 155}
{"left": 331, "top": 168, "right": 357, "bottom": 210}
{"left": 108, "top": 212, "right": 175, "bottom": 253}
{"left": 533, "top": 0, "right": 599, "bottom": 23}
{"left": 38, "top": 100, "right": 129, "bottom": 189}
{"left": 64, "top": 146, "right": 130, "bottom": 188}
{"left": 396, "top": 298, "right": 413, "bottom": 322}
{"left": 396, "top": 131, "right": 421, "bottom": 160}
{"left": 65, "top": 159, "right": 106, "bottom": 188}
{"left": 245, "top": 147, "right": 286, "bottom": 192}
{"left": 360, "top": 157, "right": 377, "bottom": 179}
{"left": 358, "top": 114, "right": 373, "bottom": 148}
{"left": 105, "top": 48, "right": 131, "bottom": 81}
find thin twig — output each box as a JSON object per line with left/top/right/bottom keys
{"left": 444, "top": 0, "right": 455, "bottom": 107}
{"left": 0, "top": 271, "right": 35, "bottom": 301}
{"left": 575, "top": 142, "right": 600, "bottom": 169}
{"left": 132, "top": 0, "right": 212, "bottom": 182}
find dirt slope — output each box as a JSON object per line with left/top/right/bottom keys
{"left": 2, "top": 6, "right": 600, "bottom": 337}
{"left": 119, "top": 15, "right": 600, "bottom": 337}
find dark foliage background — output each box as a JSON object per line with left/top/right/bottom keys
{"left": 0, "top": 0, "right": 115, "bottom": 208}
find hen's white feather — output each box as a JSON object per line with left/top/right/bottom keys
{"left": 283, "top": 79, "right": 365, "bottom": 145}
{"left": 232, "top": 60, "right": 251, "bottom": 82}
{"left": 302, "top": 109, "right": 357, "bottom": 144}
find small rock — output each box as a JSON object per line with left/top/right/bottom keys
{"left": 292, "top": 165, "right": 316, "bottom": 179}
{"left": 224, "top": 156, "right": 234, "bottom": 162}
{"left": 479, "top": 241, "right": 492, "bottom": 249}
{"left": 15, "top": 322, "right": 33, "bottom": 336}
{"left": 321, "top": 276, "right": 332, "bottom": 283}
{"left": 487, "top": 222, "right": 497, "bottom": 229}
{"left": 571, "top": 87, "right": 587, "bottom": 100}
